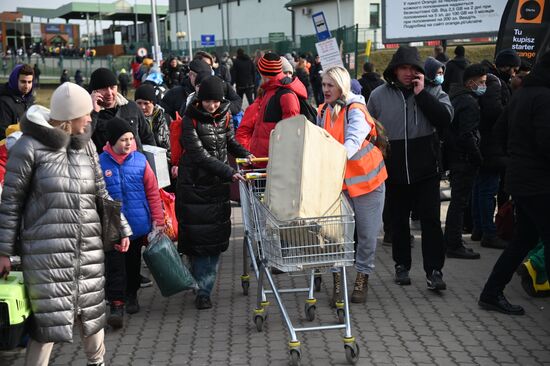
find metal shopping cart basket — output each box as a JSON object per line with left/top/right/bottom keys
{"left": 236, "top": 158, "right": 360, "bottom": 365}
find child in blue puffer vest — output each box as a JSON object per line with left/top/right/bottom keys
{"left": 99, "top": 117, "right": 164, "bottom": 329}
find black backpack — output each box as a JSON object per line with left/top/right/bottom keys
{"left": 263, "top": 87, "right": 318, "bottom": 123}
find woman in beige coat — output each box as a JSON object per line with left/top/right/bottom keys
{"left": 0, "top": 83, "right": 131, "bottom": 366}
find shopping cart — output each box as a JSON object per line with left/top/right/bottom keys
{"left": 236, "top": 158, "right": 360, "bottom": 365}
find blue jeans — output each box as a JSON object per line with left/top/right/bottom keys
{"left": 190, "top": 255, "right": 220, "bottom": 297}
{"left": 471, "top": 173, "right": 500, "bottom": 236}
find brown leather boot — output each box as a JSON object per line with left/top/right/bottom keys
{"left": 351, "top": 272, "right": 369, "bottom": 303}
{"left": 331, "top": 272, "right": 342, "bottom": 308}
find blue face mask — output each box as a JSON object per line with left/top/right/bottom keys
{"left": 474, "top": 85, "right": 487, "bottom": 96}
{"left": 434, "top": 75, "right": 444, "bottom": 85}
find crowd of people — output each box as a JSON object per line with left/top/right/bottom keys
{"left": 0, "top": 43, "right": 548, "bottom": 365}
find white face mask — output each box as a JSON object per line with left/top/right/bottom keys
{"left": 434, "top": 75, "right": 444, "bottom": 85}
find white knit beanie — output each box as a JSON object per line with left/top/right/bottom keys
{"left": 280, "top": 56, "right": 294, "bottom": 74}
{"left": 50, "top": 82, "right": 94, "bottom": 121}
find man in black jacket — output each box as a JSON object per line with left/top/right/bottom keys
{"left": 368, "top": 46, "right": 453, "bottom": 291}
{"left": 0, "top": 63, "right": 34, "bottom": 139}
{"left": 358, "top": 62, "right": 384, "bottom": 102}
{"left": 444, "top": 64, "right": 487, "bottom": 260}
{"left": 89, "top": 67, "right": 157, "bottom": 153}
{"left": 479, "top": 51, "right": 550, "bottom": 315}
{"left": 442, "top": 45, "right": 469, "bottom": 93}
{"left": 472, "top": 49, "right": 521, "bottom": 249}
{"left": 231, "top": 48, "right": 256, "bottom": 105}
{"left": 161, "top": 58, "right": 242, "bottom": 120}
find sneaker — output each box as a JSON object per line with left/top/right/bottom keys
{"left": 107, "top": 301, "right": 124, "bottom": 329}
{"left": 351, "top": 272, "right": 369, "bottom": 303}
{"left": 195, "top": 295, "right": 212, "bottom": 310}
{"left": 394, "top": 265, "right": 411, "bottom": 286}
{"left": 126, "top": 296, "right": 140, "bottom": 314}
{"left": 140, "top": 274, "right": 153, "bottom": 288}
{"left": 426, "top": 270, "right": 446, "bottom": 291}
{"left": 481, "top": 235, "right": 508, "bottom": 249}
{"left": 478, "top": 293, "right": 525, "bottom": 315}
{"left": 446, "top": 245, "right": 480, "bottom": 259}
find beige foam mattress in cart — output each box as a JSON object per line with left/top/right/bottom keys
{"left": 265, "top": 115, "right": 347, "bottom": 221}
{"left": 264, "top": 115, "right": 349, "bottom": 266}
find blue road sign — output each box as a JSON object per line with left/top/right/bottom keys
{"left": 201, "top": 34, "right": 216, "bottom": 46}
{"left": 312, "top": 12, "right": 331, "bottom": 41}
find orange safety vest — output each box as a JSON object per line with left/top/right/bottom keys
{"left": 318, "top": 102, "right": 387, "bottom": 197}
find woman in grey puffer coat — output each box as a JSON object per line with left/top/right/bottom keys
{"left": 0, "top": 83, "right": 132, "bottom": 366}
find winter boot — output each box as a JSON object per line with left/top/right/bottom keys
{"left": 351, "top": 272, "right": 369, "bottom": 303}
{"left": 331, "top": 272, "right": 342, "bottom": 308}
{"left": 107, "top": 300, "right": 124, "bottom": 329}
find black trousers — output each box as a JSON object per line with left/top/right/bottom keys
{"left": 236, "top": 86, "right": 255, "bottom": 105}
{"left": 444, "top": 163, "right": 479, "bottom": 249}
{"left": 387, "top": 176, "right": 446, "bottom": 275}
{"left": 482, "top": 194, "right": 550, "bottom": 297}
{"left": 105, "top": 236, "right": 146, "bottom": 302}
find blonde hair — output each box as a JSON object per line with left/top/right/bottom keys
{"left": 321, "top": 66, "right": 351, "bottom": 122}
{"left": 49, "top": 119, "right": 72, "bottom": 134}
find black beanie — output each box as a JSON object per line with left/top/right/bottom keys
{"left": 189, "top": 59, "right": 212, "bottom": 74}
{"left": 495, "top": 49, "right": 521, "bottom": 68}
{"left": 135, "top": 84, "right": 157, "bottom": 103}
{"left": 462, "top": 64, "right": 487, "bottom": 83}
{"left": 89, "top": 68, "right": 118, "bottom": 91}
{"left": 197, "top": 76, "right": 224, "bottom": 101}
{"left": 107, "top": 117, "right": 134, "bottom": 146}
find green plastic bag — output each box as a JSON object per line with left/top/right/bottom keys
{"left": 143, "top": 232, "right": 198, "bottom": 297}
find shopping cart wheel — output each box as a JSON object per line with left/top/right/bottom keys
{"left": 289, "top": 349, "right": 301, "bottom": 366}
{"left": 304, "top": 303, "right": 316, "bottom": 321}
{"left": 314, "top": 276, "right": 322, "bottom": 292}
{"left": 254, "top": 314, "right": 265, "bottom": 332}
{"left": 344, "top": 343, "right": 360, "bottom": 364}
{"left": 337, "top": 309, "right": 345, "bottom": 324}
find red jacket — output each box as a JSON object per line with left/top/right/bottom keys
{"left": 0, "top": 143, "right": 7, "bottom": 185}
{"left": 236, "top": 74, "right": 307, "bottom": 159}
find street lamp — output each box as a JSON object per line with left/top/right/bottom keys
{"left": 176, "top": 31, "right": 186, "bottom": 54}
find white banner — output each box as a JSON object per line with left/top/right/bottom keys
{"left": 315, "top": 38, "right": 344, "bottom": 69}
{"left": 30, "top": 23, "right": 42, "bottom": 38}
{"left": 383, "top": 0, "right": 507, "bottom": 42}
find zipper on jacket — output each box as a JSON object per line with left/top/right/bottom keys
{"left": 74, "top": 154, "right": 84, "bottom": 317}
{"left": 401, "top": 93, "right": 411, "bottom": 184}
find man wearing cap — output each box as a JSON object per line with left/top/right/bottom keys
{"left": 89, "top": 67, "right": 156, "bottom": 154}
{"left": 161, "top": 58, "right": 242, "bottom": 120}
{"left": 471, "top": 49, "right": 522, "bottom": 250}
{"left": 367, "top": 46, "right": 453, "bottom": 291}
{"left": 235, "top": 52, "right": 307, "bottom": 160}
{"left": 444, "top": 64, "right": 488, "bottom": 260}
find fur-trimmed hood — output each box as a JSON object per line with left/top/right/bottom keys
{"left": 21, "top": 105, "right": 92, "bottom": 150}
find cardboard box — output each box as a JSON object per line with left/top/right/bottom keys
{"left": 142, "top": 145, "right": 170, "bottom": 188}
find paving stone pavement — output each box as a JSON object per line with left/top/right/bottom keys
{"left": 1, "top": 202, "right": 550, "bottom": 366}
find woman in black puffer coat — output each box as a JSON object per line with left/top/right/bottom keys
{"left": 176, "top": 76, "right": 251, "bottom": 310}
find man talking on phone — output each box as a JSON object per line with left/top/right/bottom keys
{"left": 367, "top": 46, "right": 453, "bottom": 291}
{"left": 89, "top": 67, "right": 156, "bottom": 153}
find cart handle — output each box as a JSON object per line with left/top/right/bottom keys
{"left": 236, "top": 157, "right": 269, "bottom": 164}
{"left": 245, "top": 172, "right": 267, "bottom": 180}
